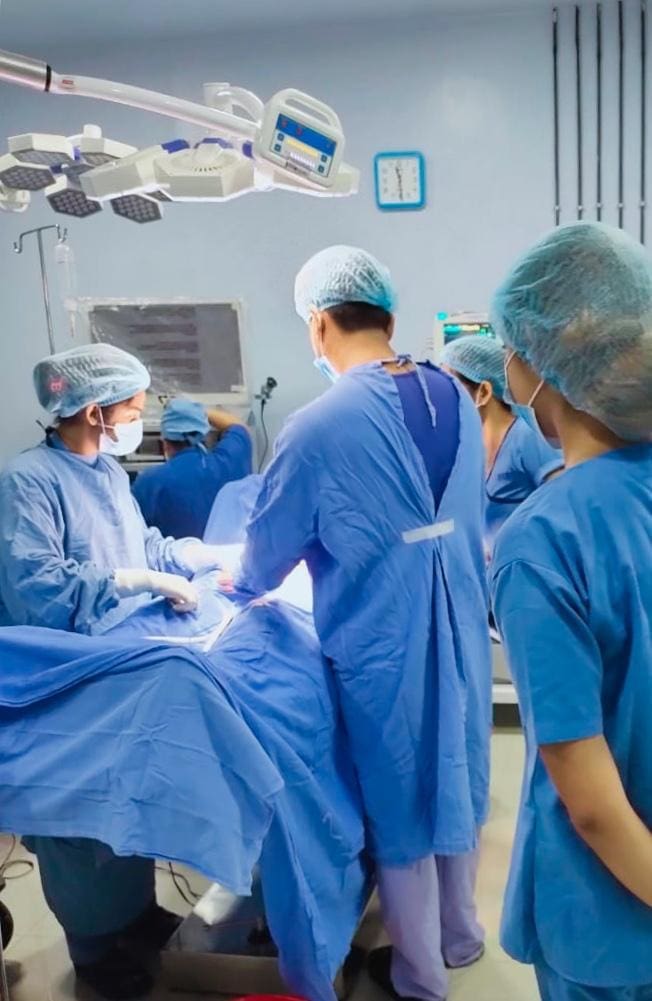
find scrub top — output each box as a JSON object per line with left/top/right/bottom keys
{"left": 485, "top": 417, "right": 562, "bottom": 554}
{"left": 133, "top": 425, "right": 253, "bottom": 539}
{"left": 491, "top": 444, "right": 652, "bottom": 988}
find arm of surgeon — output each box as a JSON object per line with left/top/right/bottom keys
{"left": 541, "top": 736, "right": 652, "bottom": 907}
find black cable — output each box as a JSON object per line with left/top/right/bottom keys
{"left": 597, "top": 2, "right": 603, "bottom": 221}
{"left": 553, "top": 7, "right": 561, "bottom": 225}
{"left": 618, "top": 0, "right": 625, "bottom": 229}
{"left": 641, "top": 0, "right": 648, "bottom": 243}
{"left": 0, "top": 836, "right": 34, "bottom": 884}
{"left": 155, "top": 863, "right": 201, "bottom": 907}
{"left": 258, "top": 398, "right": 269, "bottom": 472}
{"left": 575, "top": 5, "right": 584, "bottom": 219}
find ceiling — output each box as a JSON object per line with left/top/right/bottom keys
{"left": 0, "top": 0, "right": 568, "bottom": 48}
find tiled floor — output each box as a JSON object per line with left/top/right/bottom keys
{"left": 1, "top": 731, "right": 538, "bottom": 1000}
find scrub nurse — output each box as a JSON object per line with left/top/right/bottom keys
{"left": 233, "top": 246, "right": 493, "bottom": 1001}
{"left": 133, "top": 398, "right": 253, "bottom": 539}
{"left": 491, "top": 222, "right": 652, "bottom": 1001}
{"left": 0, "top": 342, "right": 224, "bottom": 1000}
{"left": 440, "top": 335, "right": 562, "bottom": 557}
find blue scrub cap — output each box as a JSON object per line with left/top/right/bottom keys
{"left": 33, "top": 343, "right": 150, "bottom": 418}
{"left": 491, "top": 222, "right": 652, "bottom": 442}
{"left": 439, "top": 335, "right": 507, "bottom": 400}
{"left": 294, "top": 245, "right": 397, "bottom": 323}
{"left": 161, "top": 399, "right": 210, "bottom": 442}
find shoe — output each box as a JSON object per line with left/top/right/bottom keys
{"left": 121, "top": 901, "right": 182, "bottom": 952}
{"left": 74, "top": 945, "right": 154, "bottom": 1000}
{"left": 367, "top": 946, "right": 427, "bottom": 1001}
{"left": 445, "top": 944, "right": 485, "bottom": 970}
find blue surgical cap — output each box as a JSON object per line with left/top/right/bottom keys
{"left": 491, "top": 222, "right": 652, "bottom": 442}
{"left": 294, "top": 245, "right": 397, "bottom": 322}
{"left": 33, "top": 343, "right": 150, "bottom": 418}
{"left": 439, "top": 335, "right": 506, "bottom": 400}
{"left": 161, "top": 399, "right": 209, "bottom": 442}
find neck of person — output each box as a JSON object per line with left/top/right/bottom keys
{"left": 553, "top": 400, "right": 628, "bottom": 468}
{"left": 330, "top": 330, "right": 398, "bottom": 375}
{"left": 481, "top": 399, "right": 515, "bottom": 472}
{"left": 55, "top": 422, "right": 100, "bottom": 458}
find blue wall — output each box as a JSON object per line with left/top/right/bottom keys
{"left": 0, "top": 11, "right": 554, "bottom": 463}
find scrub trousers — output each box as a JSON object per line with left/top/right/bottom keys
{"left": 536, "top": 961, "right": 652, "bottom": 1001}
{"left": 25, "top": 836, "right": 155, "bottom": 965}
{"left": 378, "top": 850, "right": 484, "bottom": 1001}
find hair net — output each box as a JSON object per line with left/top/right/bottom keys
{"left": 439, "top": 335, "right": 507, "bottom": 400}
{"left": 491, "top": 222, "right": 652, "bottom": 442}
{"left": 161, "top": 399, "right": 209, "bottom": 442}
{"left": 294, "top": 245, "right": 397, "bottom": 322}
{"left": 33, "top": 343, "right": 150, "bottom": 418}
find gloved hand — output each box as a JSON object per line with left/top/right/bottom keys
{"left": 113, "top": 569, "right": 199, "bottom": 613}
{"left": 181, "top": 542, "right": 223, "bottom": 574}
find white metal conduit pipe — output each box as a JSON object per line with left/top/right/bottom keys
{"left": 0, "top": 49, "right": 260, "bottom": 141}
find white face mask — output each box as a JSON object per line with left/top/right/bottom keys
{"left": 98, "top": 411, "right": 144, "bottom": 457}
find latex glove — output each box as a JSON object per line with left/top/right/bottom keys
{"left": 217, "top": 570, "right": 235, "bottom": 594}
{"left": 114, "top": 569, "right": 199, "bottom": 613}
{"left": 181, "top": 542, "right": 223, "bottom": 573}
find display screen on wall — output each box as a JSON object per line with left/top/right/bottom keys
{"left": 83, "top": 299, "right": 247, "bottom": 399}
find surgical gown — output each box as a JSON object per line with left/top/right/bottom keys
{"left": 485, "top": 416, "right": 562, "bottom": 555}
{"left": 492, "top": 443, "right": 652, "bottom": 990}
{"left": 204, "top": 473, "right": 264, "bottom": 544}
{"left": 236, "top": 361, "right": 492, "bottom": 865}
{"left": 133, "top": 426, "right": 253, "bottom": 539}
{"left": 0, "top": 435, "right": 193, "bottom": 634}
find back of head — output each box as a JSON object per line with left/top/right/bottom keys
{"left": 294, "top": 244, "right": 396, "bottom": 325}
{"left": 439, "top": 335, "right": 507, "bottom": 401}
{"left": 491, "top": 222, "right": 652, "bottom": 442}
{"left": 33, "top": 343, "right": 150, "bottom": 418}
{"left": 161, "top": 399, "right": 209, "bottom": 446}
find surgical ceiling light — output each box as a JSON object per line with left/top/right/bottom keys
{"left": 46, "top": 175, "right": 103, "bottom": 218}
{"left": 0, "top": 48, "right": 359, "bottom": 225}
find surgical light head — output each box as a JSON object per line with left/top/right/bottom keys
{"left": 110, "top": 192, "right": 162, "bottom": 224}
{"left": 8, "top": 133, "right": 75, "bottom": 166}
{"left": 0, "top": 153, "right": 55, "bottom": 190}
{"left": 46, "top": 175, "right": 102, "bottom": 219}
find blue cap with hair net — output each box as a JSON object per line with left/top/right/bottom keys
{"left": 34, "top": 343, "right": 150, "bottom": 418}
{"left": 294, "top": 244, "right": 397, "bottom": 322}
{"left": 439, "top": 335, "right": 507, "bottom": 400}
{"left": 491, "top": 222, "right": 652, "bottom": 442}
{"left": 161, "top": 399, "right": 209, "bottom": 442}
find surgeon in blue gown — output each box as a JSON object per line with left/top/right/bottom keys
{"left": 440, "top": 335, "right": 562, "bottom": 558}
{"left": 0, "top": 343, "right": 225, "bottom": 1001}
{"left": 133, "top": 398, "right": 253, "bottom": 539}
{"left": 490, "top": 222, "right": 652, "bottom": 1001}
{"left": 231, "top": 246, "right": 493, "bottom": 1001}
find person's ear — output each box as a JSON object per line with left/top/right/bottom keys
{"left": 475, "top": 381, "right": 493, "bottom": 408}
{"left": 309, "top": 309, "right": 326, "bottom": 354}
{"left": 85, "top": 404, "right": 102, "bottom": 428}
{"left": 387, "top": 316, "right": 396, "bottom": 341}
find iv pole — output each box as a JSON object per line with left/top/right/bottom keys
{"left": 13, "top": 224, "right": 67, "bottom": 354}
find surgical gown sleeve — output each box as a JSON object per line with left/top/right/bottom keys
{"left": 492, "top": 559, "right": 603, "bottom": 744}
{"left": 136, "top": 501, "right": 197, "bottom": 576}
{"left": 0, "top": 469, "right": 121, "bottom": 632}
{"left": 236, "top": 420, "right": 318, "bottom": 596}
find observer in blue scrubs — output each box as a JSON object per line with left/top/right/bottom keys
{"left": 440, "top": 335, "right": 562, "bottom": 558}
{"left": 133, "top": 398, "right": 252, "bottom": 539}
{"left": 490, "top": 222, "right": 652, "bottom": 1001}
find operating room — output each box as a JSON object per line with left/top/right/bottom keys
{"left": 0, "top": 1, "right": 651, "bottom": 1001}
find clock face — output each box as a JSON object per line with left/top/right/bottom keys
{"left": 375, "top": 153, "right": 424, "bottom": 209}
